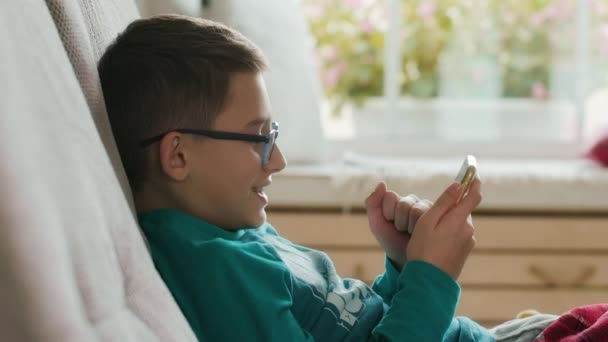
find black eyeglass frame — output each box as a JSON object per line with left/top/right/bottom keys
{"left": 139, "top": 122, "right": 279, "bottom": 166}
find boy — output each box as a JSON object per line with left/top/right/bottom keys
{"left": 99, "top": 14, "right": 493, "bottom": 341}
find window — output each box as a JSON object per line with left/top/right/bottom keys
{"left": 301, "top": 0, "right": 608, "bottom": 159}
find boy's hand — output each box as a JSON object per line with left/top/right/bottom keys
{"left": 365, "top": 182, "right": 432, "bottom": 271}
{"left": 407, "top": 178, "right": 482, "bottom": 280}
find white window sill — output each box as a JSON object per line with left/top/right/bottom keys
{"left": 267, "top": 154, "right": 608, "bottom": 213}
{"left": 321, "top": 98, "right": 593, "bottom": 160}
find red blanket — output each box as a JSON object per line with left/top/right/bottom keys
{"left": 536, "top": 304, "right": 608, "bottom": 341}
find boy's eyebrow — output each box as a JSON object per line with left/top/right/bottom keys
{"left": 244, "top": 117, "right": 270, "bottom": 128}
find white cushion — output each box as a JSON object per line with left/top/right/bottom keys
{"left": 136, "top": 0, "right": 202, "bottom": 17}
{"left": 0, "top": 1, "right": 196, "bottom": 340}
{"left": 204, "top": 0, "right": 328, "bottom": 163}
{"left": 46, "top": 0, "right": 141, "bottom": 206}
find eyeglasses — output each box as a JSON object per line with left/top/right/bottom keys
{"left": 139, "top": 121, "right": 279, "bottom": 166}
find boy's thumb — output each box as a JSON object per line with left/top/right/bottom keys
{"left": 426, "top": 182, "right": 461, "bottom": 224}
{"left": 364, "top": 182, "right": 386, "bottom": 209}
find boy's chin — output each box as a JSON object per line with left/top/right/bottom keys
{"left": 244, "top": 210, "right": 267, "bottom": 228}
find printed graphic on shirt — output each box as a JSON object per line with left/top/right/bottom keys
{"left": 262, "top": 233, "right": 373, "bottom": 331}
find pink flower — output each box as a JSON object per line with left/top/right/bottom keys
{"left": 544, "top": 6, "right": 561, "bottom": 20}
{"left": 531, "top": 81, "right": 549, "bottom": 100}
{"left": 530, "top": 12, "right": 546, "bottom": 27}
{"left": 323, "top": 62, "right": 348, "bottom": 89}
{"left": 416, "top": 1, "right": 436, "bottom": 20}
{"left": 544, "top": 0, "right": 573, "bottom": 22}
{"left": 344, "top": 0, "right": 363, "bottom": 10}
{"left": 360, "top": 18, "right": 375, "bottom": 33}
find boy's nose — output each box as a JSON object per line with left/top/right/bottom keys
{"left": 265, "top": 144, "right": 287, "bottom": 173}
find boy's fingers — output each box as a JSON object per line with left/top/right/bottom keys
{"left": 394, "top": 195, "right": 419, "bottom": 232}
{"left": 365, "top": 182, "right": 386, "bottom": 210}
{"left": 407, "top": 200, "right": 431, "bottom": 234}
{"left": 424, "top": 182, "right": 461, "bottom": 226}
{"left": 381, "top": 190, "right": 400, "bottom": 223}
{"left": 365, "top": 183, "right": 389, "bottom": 232}
{"left": 442, "top": 178, "right": 482, "bottom": 225}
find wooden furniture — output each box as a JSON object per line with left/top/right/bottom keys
{"left": 268, "top": 211, "right": 608, "bottom": 327}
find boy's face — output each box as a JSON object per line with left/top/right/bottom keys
{"left": 161, "top": 72, "right": 286, "bottom": 230}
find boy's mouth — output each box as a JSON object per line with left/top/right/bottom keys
{"left": 252, "top": 182, "right": 271, "bottom": 204}
{"left": 253, "top": 188, "right": 268, "bottom": 204}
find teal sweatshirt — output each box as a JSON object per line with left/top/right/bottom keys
{"left": 139, "top": 209, "right": 493, "bottom": 342}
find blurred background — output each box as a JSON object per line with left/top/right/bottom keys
{"left": 302, "top": 0, "right": 608, "bottom": 158}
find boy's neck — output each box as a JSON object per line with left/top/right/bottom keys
{"left": 134, "top": 186, "right": 175, "bottom": 214}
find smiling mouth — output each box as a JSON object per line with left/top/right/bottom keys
{"left": 253, "top": 188, "right": 268, "bottom": 204}
{"left": 253, "top": 182, "right": 270, "bottom": 203}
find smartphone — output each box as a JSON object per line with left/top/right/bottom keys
{"left": 454, "top": 155, "right": 477, "bottom": 203}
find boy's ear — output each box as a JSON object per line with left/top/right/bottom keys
{"left": 158, "top": 132, "right": 190, "bottom": 182}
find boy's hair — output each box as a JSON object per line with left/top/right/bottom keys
{"left": 98, "top": 14, "right": 267, "bottom": 191}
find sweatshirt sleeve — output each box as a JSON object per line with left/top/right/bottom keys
{"left": 443, "top": 317, "right": 496, "bottom": 342}
{"left": 371, "top": 260, "right": 461, "bottom": 341}
{"left": 371, "top": 256, "right": 401, "bottom": 305}
{"left": 154, "top": 238, "right": 316, "bottom": 342}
